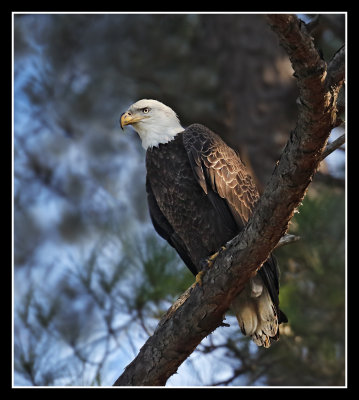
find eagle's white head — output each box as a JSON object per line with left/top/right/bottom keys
{"left": 120, "top": 99, "right": 184, "bottom": 149}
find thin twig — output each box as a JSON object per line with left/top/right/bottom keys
{"left": 275, "top": 234, "right": 301, "bottom": 249}
{"left": 326, "top": 45, "right": 345, "bottom": 91}
{"left": 320, "top": 133, "right": 345, "bottom": 161}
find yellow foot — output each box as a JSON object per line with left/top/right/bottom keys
{"left": 200, "top": 246, "right": 227, "bottom": 270}
{"left": 196, "top": 246, "right": 227, "bottom": 286}
{"left": 195, "top": 270, "right": 205, "bottom": 286}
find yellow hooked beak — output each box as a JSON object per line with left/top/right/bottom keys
{"left": 120, "top": 111, "right": 145, "bottom": 130}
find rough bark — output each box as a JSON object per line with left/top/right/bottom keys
{"left": 113, "top": 14, "right": 345, "bottom": 387}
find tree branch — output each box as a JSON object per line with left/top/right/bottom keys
{"left": 113, "top": 14, "right": 344, "bottom": 387}
{"left": 320, "top": 133, "right": 345, "bottom": 161}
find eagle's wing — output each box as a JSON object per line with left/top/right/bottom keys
{"left": 182, "top": 124, "right": 287, "bottom": 334}
{"left": 182, "top": 123, "right": 259, "bottom": 230}
{"left": 146, "top": 176, "right": 198, "bottom": 275}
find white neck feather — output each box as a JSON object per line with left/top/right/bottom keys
{"left": 136, "top": 120, "right": 184, "bottom": 150}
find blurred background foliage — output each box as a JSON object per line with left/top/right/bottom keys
{"left": 13, "top": 13, "right": 345, "bottom": 386}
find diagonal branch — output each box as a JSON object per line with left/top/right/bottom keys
{"left": 113, "top": 14, "right": 344, "bottom": 387}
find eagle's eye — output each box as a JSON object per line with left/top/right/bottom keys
{"left": 142, "top": 107, "right": 150, "bottom": 114}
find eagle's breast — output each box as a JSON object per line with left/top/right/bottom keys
{"left": 146, "top": 132, "right": 236, "bottom": 270}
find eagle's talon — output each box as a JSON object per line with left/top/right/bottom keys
{"left": 208, "top": 250, "right": 219, "bottom": 263}
{"left": 200, "top": 246, "right": 227, "bottom": 269}
{"left": 195, "top": 270, "right": 205, "bottom": 286}
{"left": 219, "top": 245, "right": 227, "bottom": 253}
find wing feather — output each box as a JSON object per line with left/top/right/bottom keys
{"left": 146, "top": 176, "right": 198, "bottom": 275}
{"left": 183, "top": 124, "right": 259, "bottom": 229}
{"left": 182, "top": 123, "right": 287, "bottom": 329}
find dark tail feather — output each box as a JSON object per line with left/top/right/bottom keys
{"left": 278, "top": 308, "right": 288, "bottom": 324}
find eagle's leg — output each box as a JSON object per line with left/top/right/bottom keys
{"left": 196, "top": 246, "right": 227, "bottom": 286}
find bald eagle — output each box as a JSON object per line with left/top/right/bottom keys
{"left": 121, "top": 99, "right": 287, "bottom": 347}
